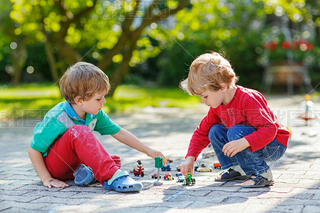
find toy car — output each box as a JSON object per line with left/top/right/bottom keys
{"left": 165, "top": 157, "right": 173, "bottom": 163}
{"left": 151, "top": 173, "right": 161, "bottom": 179}
{"left": 161, "top": 164, "right": 171, "bottom": 171}
{"left": 133, "top": 160, "right": 144, "bottom": 177}
{"left": 183, "top": 173, "right": 195, "bottom": 185}
{"left": 176, "top": 172, "right": 183, "bottom": 177}
{"left": 164, "top": 173, "right": 174, "bottom": 180}
{"left": 194, "top": 163, "right": 212, "bottom": 172}
{"left": 177, "top": 176, "right": 185, "bottom": 182}
{"left": 194, "top": 163, "right": 205, "bottom": 171}
{"left": 197, "top": 167, "right": 213, "bottom": 172}
{"left": 213, "top": 163, "right": 221, "bottom": 169}
{"left": 176, "top": 173, "right": 185, "bottom": 182}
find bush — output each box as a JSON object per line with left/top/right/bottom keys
{"left": 156, "top": 41, "right": 209, "bottom": 87}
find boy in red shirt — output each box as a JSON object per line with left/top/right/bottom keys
{"left": 179, "top": 52, "right": 290, "bottom": 187}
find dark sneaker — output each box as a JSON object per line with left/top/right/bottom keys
{"left": 215, "top": 168, "right": 247, "bottom": 182}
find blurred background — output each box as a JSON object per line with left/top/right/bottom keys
{"left": 0, "top": 0, "right": 319, "bottom": 119}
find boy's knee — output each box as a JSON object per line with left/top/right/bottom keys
{"left": 208, "top": 124, "right": 225, "bottom": 142}
{"left": 227, "top": 125, "right": 255, "bottom": 141}
{"left": 67, "top": 125, "right": 93, "bottom": 138}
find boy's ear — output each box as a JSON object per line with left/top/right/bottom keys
{"left": 74, "top": 96, "right": 83, "bottom": 105}
{"left": 220, "top": 83, "right": 228, "bottom": 92}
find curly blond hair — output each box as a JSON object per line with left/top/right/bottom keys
{"left": 180, "top": 52, "right": 238, "bottom": 95}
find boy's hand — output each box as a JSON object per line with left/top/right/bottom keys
{"left": 222, "top": 138, "right": 250, "bottom": 157}
{"left": 180, "top": 156, "right": 195, "bottom": 177}
{"left": 146, "top": 148, "right": 167, "bottom": 165}
{"left": 43, "top": 178, "right": 69, "bottom": 188}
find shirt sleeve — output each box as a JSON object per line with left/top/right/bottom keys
{"left": 30, "top": 118, "right": 67, "bottom": 156}
{"left": 243, "top": 98, "right": 277, "bottom": 152}
{"left": 94, "top": 110, "right": 121, "bottom": 135}
{"left": 186, "top": 108, "right": 221, "bottom": 161}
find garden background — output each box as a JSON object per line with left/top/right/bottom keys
{"left": 1, "top": 0, "right": 320, "bottom": 119}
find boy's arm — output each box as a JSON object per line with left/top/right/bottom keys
{"left": 186, "top": 107, "right": 220, "bottom": 160}
{"left": 28, "top": 146, "right": 68, "bottom": 188}
{"left": 112, "top": 128, "right": 166, "bottom": 161}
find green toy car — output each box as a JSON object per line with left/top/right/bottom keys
{"left": 183, "top": 173, "right": 195, "bottom": 185}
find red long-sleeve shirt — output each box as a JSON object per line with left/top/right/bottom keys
{"left": 186, "top": 86, "right": 290, "bottom": 160}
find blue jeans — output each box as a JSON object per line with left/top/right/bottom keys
{"left": 209, "top": 124, "right": 287, "bottom": 176}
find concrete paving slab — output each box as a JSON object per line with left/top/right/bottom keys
{"left": 1, "top": 95, "right": 320, "bottom": 212}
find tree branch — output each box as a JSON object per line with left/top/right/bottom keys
{"left": 138, "top": 0, "right": 189, "bottom": 31}
{"left": 122, "top": 0, "right": 141, "bottom": 31}
{"left": 54, "top": 0, "right": 67, "bottom": 17}
{"left": 143, "top": 0, "right": 159, "bottom": 19}
{"left": 98, "top": 0, "right": 189, "bottom": 71}
{"left": 57, "top": 0, "right": 98, "bottom": 38}
{"left": 97, "top": 30, "right": 131, "bottom": 70}
{"left": 72, "top": 0, "right": 98, "bottom": 24}
{"left": 98, "top": 0, "right": 141, "bottom": 70}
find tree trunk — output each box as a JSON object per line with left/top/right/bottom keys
{"left": 11, "top": 40, "right": 27, "bottom": 86}
{"left": 44, "top": 38, "right": 59, "bottom": 83}
{"left": 108, "top": 41, "right": 138, "bottom": 97}
{"left": 54, "top": 37, "right": 82, "bottom": 65}
{"left": 104, "top": 0, "right": 190, "bottom": 96}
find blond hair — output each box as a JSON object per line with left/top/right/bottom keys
{"left": 180, "top": 52, "right": 237, "bottom": 95}
{"left": 59, "top": 62, "right": 110, "bottom": 104}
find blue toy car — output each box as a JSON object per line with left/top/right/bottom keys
{"left": 161, "top": 164, "right": 171, "bottom": 171}
{"left": 176, "top": 172, "right": 184, "bottom": 182}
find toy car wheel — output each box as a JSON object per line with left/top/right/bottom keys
{"left": 185, "top": 178, "right": 190, "bottom": 185}
{"left": 192, "top": 178, "right": 196, "bottom": 185}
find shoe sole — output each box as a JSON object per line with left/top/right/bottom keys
{"left": 104, "top": 183, "right": 143, "bottom": 192}
{"left": 241, "top": 180, "right": 274, "bottom": 188}
{"left": 74, "top": 165, "right": 95, "bottom": 186}
{"left": 215, "top": 175, "right": 247, "bottom": 182}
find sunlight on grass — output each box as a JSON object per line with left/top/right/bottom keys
{"left": 0, "top": 84, "right": 201, "bottom": 119}
{"left": 0, "top": 83, "right": 60, "bottom": 100}
{"left": 107, "top": 85, "right": 201, "bottom": 113}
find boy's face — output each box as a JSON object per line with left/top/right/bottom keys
{"left": 79, "top": 91, "right": 107, "bottom": 115}
{"left": 200, "top": 89, "right": 225, "bottom": 108}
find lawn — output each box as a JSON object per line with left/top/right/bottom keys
{"left": 0, "top": 83, "right": 201, "bottom": 119}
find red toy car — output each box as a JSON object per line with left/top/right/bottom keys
{"left": 164, "top": 173, "right": 174, "bottom": 180}
{"left": 213, "top": 163, "right": 221, "bottom": 169}
{"left": 151, "top": 173, "right": 161, "bottom": 179}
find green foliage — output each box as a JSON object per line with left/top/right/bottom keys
{"left": 157, "top": 41, "right": 207, "bottom": 86}
{"left": 261, "top": 0, "right": 307, "bottom": 22}
{"left": 135, "top": 0, "right": 320, "bottom": 90}
{"left": 152, "top": 0, "right": 267, "bottom": 89}
{"left": 2, "top": 0, "right": 319, "bottom": 93}
{"left": 5, "top": 0, "right": 190, "bottom": 95}
{"left": 8, "top": 0, "right": 179, "bottom": 68}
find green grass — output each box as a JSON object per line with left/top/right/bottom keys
{"left": 0, "top": 83, "right": 201, "bottom": 119}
